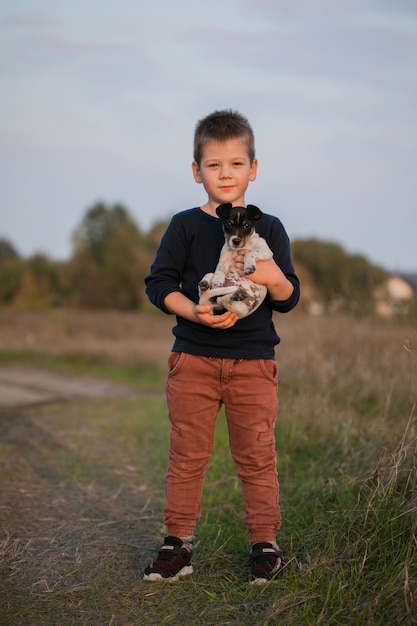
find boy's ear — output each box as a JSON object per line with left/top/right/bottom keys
{"left": 246, "top": 204, "right": 263, "bottom": 221}
{"left": 192, "top": 161, "right": 202, "bottom": 183}
{"left": 216, "top": 203, "right": 233, "bottom": 219}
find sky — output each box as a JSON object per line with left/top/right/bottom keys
{"left": 1, "top": 0, "right": 416, "bottom": 272}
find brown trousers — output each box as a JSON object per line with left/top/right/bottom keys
{"left": 164, "top": 352, "right": 281, "bottom": 543}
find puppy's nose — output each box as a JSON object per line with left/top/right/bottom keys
{"left": 231, "top": 237, "right": 241, "bottom": 247}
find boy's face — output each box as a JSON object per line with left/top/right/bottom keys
{"left": 192, "top": 138, "right": 257, "bottom": 209}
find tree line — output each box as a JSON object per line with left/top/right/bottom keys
{"left": 0, "top": 202, "right": 390, "bottom": 314}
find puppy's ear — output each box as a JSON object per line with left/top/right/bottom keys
{"left": 216, "top": 203, "right": 233, "bottom": 219}
{"left": 246, "top": 204, "right": 263, "bottom": 221}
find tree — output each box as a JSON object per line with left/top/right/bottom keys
{"left": 0, "top": 238, "right": 19, "bottom": 262}
{"left": 70, "top": 203, "right": 152, "bottom": 309}
{"left": 0, "top": 238, "right": 22, "bottom": 305}
{"left": 146, "top": 219, "right": 169, "bottom": 253}
{"left": 12, "top": 254, "right": 67, "bottom": 309}
{"left": 292, "top": 238, "right": 387, "bottom": 312}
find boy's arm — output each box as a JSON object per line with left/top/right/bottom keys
{"left": 235, "top": 254, "right": 299, "bottom": 312}
{"left": 243, "top": 258, "right": 294, "bottom": 301}
{"left": 164, "top": 291, "right": 239, "bottom": 329}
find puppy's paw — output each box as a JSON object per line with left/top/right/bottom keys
{"left": 244, "top": 264, "right": 256, "bottom": 275}
{"left": 198, "top": 279, "right": 211, "bottom": 292}
{"left": 232, "top": 288, "right": 248, "bottom": 301}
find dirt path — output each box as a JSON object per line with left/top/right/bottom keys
{"left": 0, "top": 363, "right": 142, "bottom": 407}
{"left": 0, "top": 364, "right": 165, "bottom": 625}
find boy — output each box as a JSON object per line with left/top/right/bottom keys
{"left": 143, "top": 109, "right": 300, "bottom": 584}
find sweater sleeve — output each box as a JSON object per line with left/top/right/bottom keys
{"left": 260, "top": 216, "right": 300, "bottom": 313}
{"left": 144, "top": 215, "right": 188, "bottom": 314}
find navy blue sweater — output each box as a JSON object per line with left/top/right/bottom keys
{"left": 144, "top": 207, "right": 300, "bottom": 359}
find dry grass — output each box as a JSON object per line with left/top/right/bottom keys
{"left": 0, "top": 309, "right": 174, "bottom": 366}
{"left": 1, "top": 309, "right": 415, "bottom": 394}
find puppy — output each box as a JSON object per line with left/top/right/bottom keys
{"left": 198, "top": 203, "right": 273, "bottom": 318}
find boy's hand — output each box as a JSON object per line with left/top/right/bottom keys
{"left": 163, "top": 292, "right": 239, "bottom": 328}
{"left": 193, "top": 304, "right": 239, "bottom": 328}
{"left": 234, "top": 250, "right": 294, "bottom": 301}
{"left": 234, "top": 251, "right": 274, "bottom": 283}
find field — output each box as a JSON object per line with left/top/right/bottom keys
{"left": 0, "top": 309, "right": 416, "bottom": 625}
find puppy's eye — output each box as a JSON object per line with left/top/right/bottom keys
{"left": 226, "top": 221, "right": 233, "bottom": 228}
{"left": 243, "top": 223, "right": 251, "bottom": 230}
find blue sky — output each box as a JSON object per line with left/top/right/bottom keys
{"left": 1, "top": 0, "right": 416, "bottom": 272}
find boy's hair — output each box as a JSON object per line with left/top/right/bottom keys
{"left": 193, "top": 109, "right": 255, "bottom": 165}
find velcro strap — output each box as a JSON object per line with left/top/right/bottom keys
{"left": 159, "top": 544, "right": 182, "bottom": 556}
{"left": 251, "top": 546, "right": 283, "bottom": 560}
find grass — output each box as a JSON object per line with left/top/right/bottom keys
{"left": 0, "top": 311, "right": 416, "bottom": 625}
{"left": 0, "top": 349, "right": 165, "bottom": 389}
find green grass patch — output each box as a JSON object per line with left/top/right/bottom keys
{"left": 0, "top": 349, "right": 166, "bottom": 389}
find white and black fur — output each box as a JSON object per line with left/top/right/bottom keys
{"left": 198, "top": 203, "right": 273, "bottom": 319}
